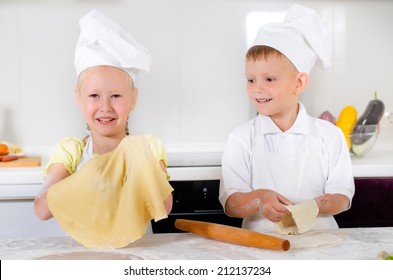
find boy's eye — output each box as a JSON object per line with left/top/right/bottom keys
{"left": 89, "top": 93, "right": 99, "bottom": 98}
{"left": 111, "top": 94, "right": 121, "bottom": 98}
{"left": 247, "top": 79, "right": 255, "bottom": 84}
{"left": 266, "top": 77, "right": 276, "bottom": 82}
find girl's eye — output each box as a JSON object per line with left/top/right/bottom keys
{"left": 89, "top": 93, "right": 99, "bottom": 98}
{"left": 111, "top": 94, "right": 121, "bottom": 98}
{"left": 247, "top": 79, "right": 255, "bottom": 84}
{"left": 266, "top": 77, "right": 276, "bottom": 82}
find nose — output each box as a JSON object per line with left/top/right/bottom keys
{"left": 101, "top": 97, "right": 113, "bottom": 113}
{"left": 252, "top": 80, "right": 265, "bottom": 94}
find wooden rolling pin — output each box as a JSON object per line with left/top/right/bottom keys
{"left": 174, "top": 219, "right": 290, "bottom": 251}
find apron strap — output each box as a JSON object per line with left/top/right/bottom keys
{"left": 76, "top": 137, "right": 94, "bottom": 171}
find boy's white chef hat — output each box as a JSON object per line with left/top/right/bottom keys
{"left": 74, "top": 9, "right": 152, "bottom": 81}
{"left": 251, "top": 3, "right": 331, "bottom": 74}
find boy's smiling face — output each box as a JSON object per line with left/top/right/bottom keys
{"left": 246, "top": 53, "right": 308, "bottom": 131}
{"left": 76, "top": 65, "right": 137, "bottom": 139}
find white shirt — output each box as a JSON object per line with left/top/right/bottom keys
{"left": 219, "top": 103, "right": 355, "bottom": 232}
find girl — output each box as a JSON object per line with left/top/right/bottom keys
{"left": 34, "top": 65, "right": 173, "bottom": 220}
{"left": 33, "top": 11, "right": 173, "bottom": 248}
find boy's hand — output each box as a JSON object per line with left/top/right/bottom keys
{"left": 258, "top": 191, "right": 293, "bottom": 222}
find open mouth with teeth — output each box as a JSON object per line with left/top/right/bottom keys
{"left": 256, "top": 98, "right": 272, "bottom": 103}
{"left": 96, "top": 117, "right": 116, "bottom": 124}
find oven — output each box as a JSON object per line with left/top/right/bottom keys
{"left": 151, "top": 180, "right": 242, "bottom": 233}
{"left": 151, "top": 150, "right": 242, "bottom": 233}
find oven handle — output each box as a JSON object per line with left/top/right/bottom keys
{"left": 169, "top": 210, "right": 225, "bottom": 215}
{"left": 0, "top": 196, "right": 35, "bottom": 202}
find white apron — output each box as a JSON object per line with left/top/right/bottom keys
{"left": 243, "top": 119, "right": 339, "bottom": 233}
{"left": 76, "top": 137, "right": 94, "bottom": 172}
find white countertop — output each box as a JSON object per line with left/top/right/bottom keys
{"left": 2, "top": 140, "right": 393, "bottom": 181}
{"left": 1, "top": 227, "right": 392, "bottom": 260}
{"left": 349, "top": 125, "right": 393, "bottom": 177}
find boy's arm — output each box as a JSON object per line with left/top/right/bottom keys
{"left": 320, "top": 124, "right": 355, "bottom": 213}
{"left": 34, "top": 163, "right": 70, "bottom": 221}
{"left": 225, "top": 190, "right": 292, "bottom": 222}
{"left": 314, "top": 193, "right": 350, "bottom": 215}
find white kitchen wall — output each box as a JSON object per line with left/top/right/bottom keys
{"left": 1, "top": 0, "right": 392, "bottom": 149}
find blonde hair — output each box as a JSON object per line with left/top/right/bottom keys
{"left": 76, "top": 66, "right": 135, "bottom": 94}
{"left": 246, "top": 45, "right": 284, "bottom": 61}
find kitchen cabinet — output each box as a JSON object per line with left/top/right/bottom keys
{"left": 0, "top": 179, "right": 66, "bottom": 237}
{"left": 335, "top": 178, "right": 393, "bottom": 227}
{"left": 157, "top": 177, "right": 393, "bottom": 233}
{"left": 0, "top": 196, "right": 65, "bottom": 237}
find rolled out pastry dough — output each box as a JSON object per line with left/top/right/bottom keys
{"left": 47, "top": 135, "right": 173, "bottom": 249}
{"left": 276, "top": 200, "right": 319, "bottom": 235}
{"left": 269, "top": 231, "right": 344, "bottom": 249}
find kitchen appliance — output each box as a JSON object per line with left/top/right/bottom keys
{"left": 151, "top": 179, "right": 242, "bottom": 233}
{"left": 151, "top": 150, "right": 242, "bottom": 233}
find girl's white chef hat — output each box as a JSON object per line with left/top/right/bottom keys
{"left": 74, "top": 10, "right": 152, "bottom": 81}
{"left": 251, "top": 3, "right": 331, "bottom": 74}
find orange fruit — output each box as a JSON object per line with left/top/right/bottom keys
{"left": 0, "top": 144, "right": 9, "bottom": 155}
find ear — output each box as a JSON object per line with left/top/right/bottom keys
{"left": 130, "top": 87, "right": 139, "bottom": 111}
{"left": 75, "top": 88, "right": 83, "bottom": 110}
{"left": 294, "top": 72, "right": 309, "bottom": 96}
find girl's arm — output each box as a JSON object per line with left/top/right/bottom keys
{"left": 35, "top": 159, "right": 173, "bottom": 220}
{"left": 34, "top": 163, "right": 70, "bottom": 221}
{"left": 159, "top": 160, "right": 173, "bottom": 214}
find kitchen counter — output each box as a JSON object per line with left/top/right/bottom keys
{"left": 2, "top": 116, "right": 393, "bottom": 188}
{"left": 1, "top": 146, "right": 393, "bottom": 201}
{"left": 0, "top": 137, "right": 392, "bottom": 238}
{"left": 1, "top": 227, "right": 392, "bottom": 260}
{"left": 1, "top": 140, "right": 393, "bottom": 185}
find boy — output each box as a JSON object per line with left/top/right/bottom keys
{"left": 219, "top": 4, "right": 354, "bottom": 233}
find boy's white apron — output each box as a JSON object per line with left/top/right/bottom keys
{"left": 243, "top": 119, "right": 339, "bottom": 233}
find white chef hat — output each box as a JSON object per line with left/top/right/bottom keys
{"left": 74, "top": 9, "right": 152, "bottom": 81}
{"left": 251, "top": 3, "right": 331, "bottom": 73}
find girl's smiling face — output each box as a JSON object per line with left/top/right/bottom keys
{"left": 76, "top": 65, "right": 137, "bottom": 139}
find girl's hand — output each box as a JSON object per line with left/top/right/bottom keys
{"left": 34, "top": 163, "right": 70, "bottom": 220}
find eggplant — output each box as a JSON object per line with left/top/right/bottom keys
{"left": 355, "top": 92, "right": 384, "bottom": 126}
{"left": 351, "top": 92, "right": 384, "bottom": 146}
